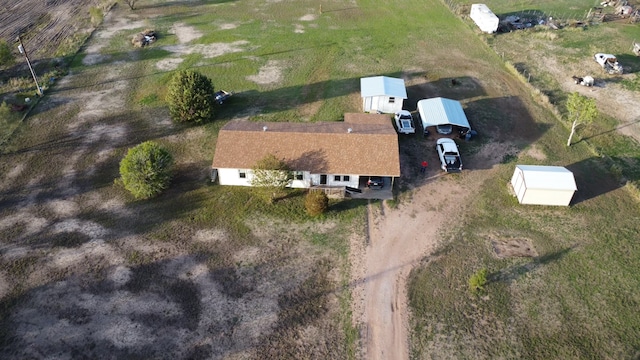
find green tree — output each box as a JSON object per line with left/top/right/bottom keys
{"left": 166, "top": 70, "right": 215, "bottom": 124}
{"left": 566, "top": 92, "right": 598, "bottom": 146}
{"left": 119, "top": 141, "right": 173, "bottom": 199}
{"left": 250, "top": 154, "right": 292, "bottom": 203}
{"left": 305, "top": 190, "right": 329, "bottom": 216}
{"left": 0, "top": 40, "right": 14, "bottom": 68}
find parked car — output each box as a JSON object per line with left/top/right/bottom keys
{"left": 367, "top": 176, "right": 384, "bottom": 189}
{"left": 214, "top": 90, "right": 233, "bottom": 104}
{"left": 435, "top": 138, "right": 463, "bottom": 172}
{"left": 436, "top": 124, "right": 453, "bottom": 135}
{"left": 394, "top": 110, "right": 415, "bottom": 134}
{"left": 594, "top": 53, "right": 623, "bottom": 74}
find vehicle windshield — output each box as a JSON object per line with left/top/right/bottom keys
{"left": 437, "top": 124, "right": 452, "bottom": 134}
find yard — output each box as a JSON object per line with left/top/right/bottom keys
{"left": 0, "top": 0, "right": 639, "bottom": 359}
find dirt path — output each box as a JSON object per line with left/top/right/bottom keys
{"left": 350, "top": 169, "right": 467, "bottom": 359}
{"left": 351, "top": 143, "right": 516, "bottom": 359}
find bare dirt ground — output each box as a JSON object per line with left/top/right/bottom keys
{"left": 0, "top": 0, "right": 108, "bottom": 62}
{"left": 0, "top": 5, "right": 344, "bottom": 359}
{"left": 2, "top": 2, "right": 640, "bottom": 360}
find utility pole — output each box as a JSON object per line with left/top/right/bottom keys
{"left": 16, "top": 35, "right": 42, "bottom": 96}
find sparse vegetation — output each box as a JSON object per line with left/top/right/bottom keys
{"left": 468, "top": 268, "right": 488, "bottom": 294}
{"left": 118, "top": 141, "right": 173, "bottom": 200}
{"left": 166, "top": 70, "right": 215, "bottom": 124}
{"left": 122, "top": 0, "right": 137, "bottom": 10}
{"left": 89, "top": 6, "right": 103, "bottom": 27}
{"left": 0, "top": 40, "right": 14, "bottom": 68}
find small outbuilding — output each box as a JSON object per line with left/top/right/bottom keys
{"left": 470, "top": 4, "right": 499, "bottom": 33}
{"left": 417, "top": 97, "right": 471, "bottom": 135}
{"left": 510, "top": 165, "right": 577, "bottom": 206}
{"left": 360, "top": 76, "right": 407, "bottom": 114}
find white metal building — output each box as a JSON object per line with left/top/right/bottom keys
{"left": 510, "top": 165, "right": 578, "bottom": 206}
{"left": 417, "top": 97, "right": 471, "bottom": 135}
{"left": 360, "top": 76, "right": 407, "bottom": 114}
{"left": 470, "top": 4, "right": 499, "bottom": 33}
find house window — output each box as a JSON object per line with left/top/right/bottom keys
{"left": 294, "top": 171, "right": 304, "bottom": 180}
{"left": 334, "top": 175, "right": 341, "bottom": 182}
{"left": 239, "top": 170, "right": 246, "bottom": 179}
{"left": 389, "top": 97, "right": 395, "bottom": 104}
{"left": 344, "top": 175, "right": 350, "bottom": 182}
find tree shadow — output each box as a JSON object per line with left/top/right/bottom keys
{"left": 288, "top": 149, "right": 328, "bottom": 174}
{"left": 488, "top": 245, "right": 576, "bottom": 284}
{"left": 615, "top": 54, "right": 640, "bottom": 74}
{"left": 566, "top": 156, "right": 640, "bottom": 205}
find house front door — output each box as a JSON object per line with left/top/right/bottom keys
{"left": 320, "top": 174, "right": 327, "bottom": 185}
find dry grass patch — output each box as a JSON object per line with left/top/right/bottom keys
{"left": 491, "top": 237, "right": 538, "bottom": 259}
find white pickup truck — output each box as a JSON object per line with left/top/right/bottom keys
{"left": 436, "top": 138, "right": 463, "bottom": 173}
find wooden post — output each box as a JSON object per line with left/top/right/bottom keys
{"left": 319, "top": 4, "right": 322, "bottom": 14}
{"left": 16, "top": 35, "right": 42, "bottom": 96}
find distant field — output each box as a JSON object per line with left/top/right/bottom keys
{"left": 1, "top": 0, "right": 640, "bottom": 358}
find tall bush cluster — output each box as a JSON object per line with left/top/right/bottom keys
{"left": 305, "top": 191, "right": 329, "bottom": 216}
{"left": 166, "top": 70, "right": 215, "bottom": 124}
{"left": 119, "top": 141, "right": 173, "bottom": 199}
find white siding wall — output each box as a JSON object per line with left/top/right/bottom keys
{"left": 520, "top": 189, "right": 574, "bottom": 206}
{"left": 363, "top": 96, "right": 403, "bottom": 114}
{"left": 217, "top": 169, "right": 362, "bottom": 189}
{"left": 217, "top": 168, "right": 252, "bottom": 186}
{"left": 310, "top": 174, "right": 360, "bottom": 188}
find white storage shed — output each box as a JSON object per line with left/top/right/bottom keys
{"left": 510, "top": 165, "right": 577, "bottom": 206}
{"left": 360, "top": 76, "right": 407, "bottom": 114}
{"left": 470, "top": 4, "right": 499, "bottom": 33}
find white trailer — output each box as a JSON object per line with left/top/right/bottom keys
{"left": 470, "top": 4, "right": 499, "bottom": 33}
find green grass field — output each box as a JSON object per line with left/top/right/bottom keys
{"left": 2, "top": 0, "right": 640, "bottom": 358}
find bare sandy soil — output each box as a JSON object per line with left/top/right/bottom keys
{"left": 2, "top": 2, "right": 640, "bottom": 360}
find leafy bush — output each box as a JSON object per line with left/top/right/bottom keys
{"left": 305, "top": 191, "right": 329, "bottom": 216}
{"left": 250, "top": 154, "right": 292, "bottom": 203}
{"left": 468, "top": 268, "right": 488, "bottom": 294}
{"left": 119, "top": 141, "right": 173, "bottom": 199}
{"left": 166, "top": 70, "right": 215, "bottom": 124}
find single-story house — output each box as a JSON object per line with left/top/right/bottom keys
{"left": 211, "top": 113, "right": 400, "bottom": 191}
{"left": 417, "top": 97, "right": 471, "bottom": 135}
{"left": 470, "top": 4, "right": 499, "bottom": 33}
{"left": 510, "top": 165, "right": 578, "bottom": 206}
{"left": 360, "top": 76, "right": 407, "bottom": 114}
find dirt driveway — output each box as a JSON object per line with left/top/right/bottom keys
{"left": 350, "top": 68, "right": 542, "bottom": 359}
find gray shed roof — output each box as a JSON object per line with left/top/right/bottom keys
{"left": 515, "top": 165, "right": 577, "bottom": 191}
{"left": 417, "top": 97, "right": 471, "bottom": 130}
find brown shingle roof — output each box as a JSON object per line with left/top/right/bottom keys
{"left": 212, "top": 114, "right": 400, "bottom": 176}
